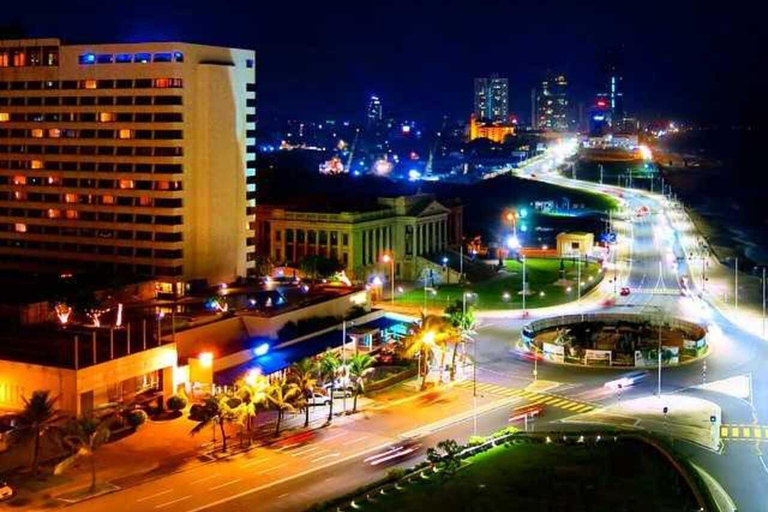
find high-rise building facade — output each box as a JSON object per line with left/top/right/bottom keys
{"left": 0, "top": 38, "right": 256, "bottom": 286}
{"left": 474, "top": 76, "right": 508, "bottom": 122}
{"left": 597, "top": 48, "right": 624, "bottom": 120}
{"left": 536, "top": 74, "right": 569, "bottom": 131}
{"left": 366, "top": 95, "right": 382, "bottom": 126}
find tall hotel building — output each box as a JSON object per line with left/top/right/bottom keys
{"left": 0, "top": 39, "right": 256, "bottom": 289}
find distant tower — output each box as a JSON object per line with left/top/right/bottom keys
{"left": 367, "top": 95, "right": 382, "bottom": 126}
{"left": 598, "top": 48, "right": 625, "bottom": 120}
{"left": 474, "top": 75, "right": 508, "bottom": 122}
{"left": 536, "top": 73, "right": 569, "bottom": 131}
{"left": 531, "top": 88, "right": 537, "bottom": 129}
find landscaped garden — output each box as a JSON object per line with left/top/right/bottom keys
{"left": 397, "top": 257, "right": 603, "bottom": 310}
{"left": 328, "top": 436, "right": 700, "bottom": 512}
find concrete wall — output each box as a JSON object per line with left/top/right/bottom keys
{"left": 0, "top": 361, "right": 77, "bottom": 413}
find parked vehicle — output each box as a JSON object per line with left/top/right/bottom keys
{"left": 620, "top": 287, "right": 631, "bottom": 296}
{"left": 0, "top": 482, "right": 14, "bottom": 502}
{"left": 307, "top": 392, "right": 331, "bottom": 406}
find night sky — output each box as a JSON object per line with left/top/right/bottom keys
{"left": 3, "top": 0, "right": 761, "bottom": 126}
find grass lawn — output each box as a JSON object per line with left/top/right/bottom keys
{"left": 397, "top": 258, "right": 602, "bottom": 310}
{"left": 361, "top": 439, "right": 697, "bottom": 512}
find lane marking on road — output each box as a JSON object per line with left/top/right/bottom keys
{"left": 311, "top": 452, "right": 340, "bottom": 463}
{"left": 321, "top": 432, "right": 345, "bottom": 442}
{"left": 342, "top": 435, "right": 369, "bottom": 446}
{"left": 256, "top": 463, "right": 289, "bottom": 475}
{"left": 278, "top": 493, "right": 290, "bottom": 499}
{"left": 155, "top": 496, "right": 192, "bottom": 509}
{"left": 190, "top": 473, "right": 220, "bottom": 485}
{"left": 278, "top": 442, "right": 302, "bottom": 451}
{"left": 291, "top": 446, "right": 325, "bottom": 457}
{"left": 209, "top": 479, "right": 242, "bottom": 491}
{"left": 137, "top": 489, "right": 174, "bottom": 502}
{"left": 241, "top": 458, "right": 269, "bottom": 468}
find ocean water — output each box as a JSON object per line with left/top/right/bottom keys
{"left": 657, "top": 129, "right": 768, "bottom": 268}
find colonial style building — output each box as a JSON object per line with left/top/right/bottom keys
{"left": 255, "top": 194, "right": 462, "bottom": 281}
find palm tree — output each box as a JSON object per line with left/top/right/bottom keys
{"left": 289, "top": 358, "right": 318, "bottom": 427}
{"left": 189, "top": 395, "right": 238, "bottom": 452}
{"left": 445, "top": 301, "right": 477, "bottom": 381}
{"left": 318, "top": 350, "right": 341, "bottom": 423}
{"left": 266, "top": 377, "right": 301, "bottom": 436}
{"left": 404, "top": 315, "right": 457, "bottom": 389}
{"left": 235, "top": 375, "right": 269, "bottom": 443}
{"left": 54, "top": 416, "right": 110, "bottom": 491}
{"left": 16, "top": 390, "right": 59, "bottom": 478}
{"left": 348, "top": 354, "right": 375, "bottom": 412}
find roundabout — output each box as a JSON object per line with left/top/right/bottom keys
{"left": 521, "top": 312, "right": 708, "bottom": 369}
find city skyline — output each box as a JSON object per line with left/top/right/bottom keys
{"left": 1, "top": 0, "right": 761, "bottom": 126}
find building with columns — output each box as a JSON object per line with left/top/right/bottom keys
{"left": 255, "top": 194, "right": 462, "bottom": 281}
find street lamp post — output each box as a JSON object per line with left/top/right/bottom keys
{"left": 341, "top": 320, "right": 353, "bottom": 414}
{"left": 657, "top": 319, "right": 663, "bottom": 397}
{"left": 382, "top": 254, "right": 395, "bottom": 305}
{"left": 466, "top": 291, "right": 478, "bottom": 436}
{"left": 522, "top": 254, "right": 527, "bottom": 313}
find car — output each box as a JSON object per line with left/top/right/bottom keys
{"left": 363, "top": 440, "right": 423, "bottom": 466}
{"left": 307, "top": 392, "right": 330, "bottom": 406}
{"left": 509, "top": 404, "right": 544, "bottom": 422}
{"left": 0, "top": 482, "right": 14, "bottom": 502}
{"left": 604, "top": 371, "right": 648, "bottom": 390}
{"left": 620, "top": 287, "right": 631, "bottom": 296}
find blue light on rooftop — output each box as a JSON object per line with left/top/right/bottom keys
{"left": 78, "top": 53, "right": 96, "bottom": 65}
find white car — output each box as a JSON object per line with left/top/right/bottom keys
{"left": 0, "top": 482, "right": 14, "bottom": 502}
{"left": 307, "top": 392, "right": 331, "bottom": 406}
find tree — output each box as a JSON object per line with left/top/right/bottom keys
{"left": 16, "top": 390, "right": 59, "bottom": 478}
{"left": 166, "top": 395, "right": 187, "bottom": 414}
{"left": 299, "top": 255, "right": 343, "bottom": 281}
{"left": 404, "top": 314, "right": 458, "bottom": 389}
{"left": 426, "top": 439, "right": 462, "bottom": 479}
{"left": 318, "top": 350, "right": 341, "bottom": 423}
{"left": 267, "top": 377, "right": 301, "bottom": 436}
{"left": 235, "top": 375, "right": 269, "bottom": 441}
{"left": 289, "top": 358, "right": 319, "bottom": 427}
{"left": 445, "top": 301, "right": 478, "bottom": 381}
{"left": 188, "top": 395, "right": 238, "bottom": 452}
{"left": 54, "top": 416, "right": 110, "bottom": 491}
{"left": 347, "top": 354, "right": 375, "bottom": 412}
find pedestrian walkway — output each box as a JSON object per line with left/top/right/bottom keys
{"left": 720, "top": 424, "right": 768, "bottom": 441}
{"left": 454, "top": 381, "right": 597, "bottom": 414}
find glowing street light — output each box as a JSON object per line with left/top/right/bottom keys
{"left": 199, "top": 352, "right": 214, "bottom": 367}
{"left": 507, "top": 235, "right": 521, "bottom": 250}
{"left": 380, "top": 253, "right": 395, "bottom": 304}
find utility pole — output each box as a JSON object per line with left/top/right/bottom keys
{"left": 599, "top": 164, "right": 604, "bottom": 184}
{"left": 657, "top": 319, "right": 663, "bottom": 397}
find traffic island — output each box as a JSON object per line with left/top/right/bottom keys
{"left": 522, "top": 312, "right": 708, "bottom": 369}
{"left": 562, "top": 394, "right": 722, "bottom": 451}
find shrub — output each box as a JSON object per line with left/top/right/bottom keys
{"left": 467, "top": 435, "right": 486, "bottom": 447}
{"left": 386, "top": 468, "right": 406, "bottom": 480}
{"left": 166, "top": 395, "right": 187, "bottom": 412}
{"left": 124, "top": 408, "right": 148, "bottom": 428}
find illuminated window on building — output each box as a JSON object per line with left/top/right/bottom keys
{"left": 12, "top": 50, "right": 26, "bottom": 67}
{"left": 27, "top": 47, "right": 41, "bottom": 66}
{"left": 139, "top": 196, "right": 152, "bottom": 206}
{"left": 153, "top": 78, "right": 183, "bottom": 88}
{"left": 31, "top": 128, "right": 44, "bottom": 138}
{"left": 102, "top": 195, "right": 115, "bottom": 205}
{"left": 153, "top": 53, "right": 173, "bottom": 62}
{"left": 173, "top": 51, "right": 184, "bottom": 62}
{"left": 96, "top": 54, "right": 113, "bottom": 64}
{"left": 82, "top": 79, "right": 97, "bottom": 89}
{"left": 0, "top": 51, "right": 8, "bottom": 67}
{"left": 12, "top": 175, "right": 26, "bottom": 185}
{"left": 116, "top": 53, "right": 132, "bottom": 64}
{"left": 246, "top": 59, "right": 254, "bottom": 68}
{"left": 64, "top": 193, "right": 77, "bottom": 203}
{"left": 47, "top": 176, "right": 60, "bottom": 185}
{"left": 0, "top": 113, "right": 8, "bottom": 122}
{"left": 78, "top": 53, "right": 95, "bottom": 65}
{"left": 49, "top": 128, "right": 61, "bottom": 138}
{"left": 118, "top": 129, "right": 133, "bottom": 139}
{"left": 119, "top": 179, "right": 134, "bottom": 189}
{"left": 155, "top": 181, "right": 170, "bottom": 190}
{"left": 65, "top": 210, "right": 78, "bottom": 219}
{"left": 98, "top": 112, "right": 114, "bottom": 123}
{"left": 15, "top": 223, "right": 27, "bottom": 233}
{"left": 134, "top": 53, "right": 151, "bottom": 64}
{"left": 47, "top": 209, "right": 60, "bottom": 218}
{"left": 43, "top": 47, "right": 59, "bottom": 66}
{"left": 31, "top": 160, "right": 43, "bottom": 169}
{"left": 13, "top": 191, "right": 26, "bottom": 200}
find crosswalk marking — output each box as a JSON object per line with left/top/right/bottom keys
{"left": 720, "top": 424, "right": 768, "bottom": 441}
{"left": 454, "top": 380, "right": 598, "bottom": 415}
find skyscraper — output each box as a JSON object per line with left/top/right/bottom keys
{"left": 597, "top": 48, "right": 624, "bottom": 120}
{"left": 0, "top": 38, "right": 256, "bottom": 286}
{"left": 474, "top": 76, "right": 508, "bottom": 122}
{"left": 536, "top": 74, "right": 569, "bottom": 131}
{"left": 366, "top": 95, "right": 382, "bottom": 126}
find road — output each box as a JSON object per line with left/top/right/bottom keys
{"left": 59, "top": 146, "right": 768, "bottom": 512}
